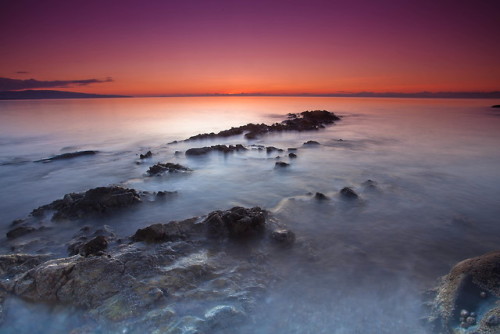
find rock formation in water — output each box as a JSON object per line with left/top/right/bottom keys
{"left": 185, "top": 144, "right": 247, "bottom": 156}
{"left": 147, "top": 162, "right": 192, "bottom": 176}
{"left": 34, "top": 150, "right": 98, "bottom": 162}
{"left": 427, "top": 251, "right": 500, "bottom": 333}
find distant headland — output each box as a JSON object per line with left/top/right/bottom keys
{"left": 0, "top": 90, "right": 130, "bottom": 100}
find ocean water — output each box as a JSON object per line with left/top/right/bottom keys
{"left": 1, "top": 96, "right": 500, "bottom": 333}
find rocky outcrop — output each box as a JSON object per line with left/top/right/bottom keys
{"left": 340, "top": 187, "right": 359, "bottom": 199}
{"left": 491, "top": 105, "right": 500, "bottom": 108}
{"left": 185, "top": 144, "right": 247, "bottom": 156}
{"left": 181, "top": 110, "right": 341, "bottom": 141}
{"left": 140, "top": 150, "right": 153, "bottom": 159}
{"left": 147, "top": 162, "right": 191, "bottom": 176}
{"left": 275, "top": 162, "right": 290, "bottom": 168}
{"left": 35, "top": 150, "right": 98, "bottom": 163}
{"left": 131, "top": 218, "right": 201, "bottom": 243}
{"left": 204, "top": 207, "right": 266, "bottom": 239}
{"left": 30, "top": 186, "right": 142, "bottom": 221}
{"left": 303, "top": 140, "right": 320, "bottom": 146}
{"left": 428, "top": 251, "right": 500, "bottom": 333}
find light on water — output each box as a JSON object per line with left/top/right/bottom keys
{"left": 1, "top": 97, "right": 500, "bottom": 333}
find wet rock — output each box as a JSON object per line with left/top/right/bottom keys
{"left": 287, "top": 148, "right": 298, "bottom": 152}
{"left": 362, "top": 179, "right": 378, "bottom": 190}
{"left": 340, "top": 187, "right": 359, "bottom": 199}
{"left": 147, "top": 162, "right": 191, "bottom": 176}
{"left": 35, "top": 150, "right": 98, "bottom": 163}
{"left": 31, "top": 186, "right": 142, "bottom": 221}
{"left": 140, "top": 150, "right": 153, "bottom": 159}
{"left": 270, "top": 229, "right": 295, "bottom": 245}
{"left": 303, "top": 140, "right": 320, "bottom": 146}
{"left": 288, "top": 153, "right": 297, "bottom": 158}
{"left": 275, "top": 162, "right": 290, "bottom": 168}
{"left": 203, "top": 207, "right": 266, "bottom": 239}
{"left": 204, "top": 305, "right": 246, "bottom": 329}
{"left": 492, "top": 105, "right": 500, "bottom": 108}
{"left": 185, "top": 144, "right": 247, "bottom": 156}
{"left": 205, "top": 213, "right": 227, "bottom": 238}
{"left": 6, "top": 226, "right": 36, "bottom": 239}
{"left": 0, "top": 254, "right": 51, "bottom": 283}
{"left": 314, "top": 192, "right": 329, "bottom": 200}
{"left": 132, "top": 218, "right": 200, "bottom": 243}
{"left": 79, "top": 236, "right": 108, "bottom": 256}
{"left": 266, "top": 146, "right": 283, "bottom": 154}
{"left": 185, "top": 110, "right": 340, "bottom": 141}
{"left": 428, "top": 251, "right": 500, "bottom": 333}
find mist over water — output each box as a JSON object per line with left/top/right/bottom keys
{"left": 1, "top": 97, "right": 500, "bottom": 332}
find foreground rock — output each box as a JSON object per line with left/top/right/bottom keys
{"left": 0, "top": 206, "right": 297, "bottom": 333}
{"left": 30, "top": 186, "right": 142, "bottom": 221}
{"left": 147, "top": 162, "right": 191, "bottom": 176}
{"left": 35, "top": 150, "right": 98, "bottom": 163}
{"left": 182, "top": 110, "right": 341, "bottom": 141}
{"left": 428, "top": 251, "right": 500, "bottom": 333}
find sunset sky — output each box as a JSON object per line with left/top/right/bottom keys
{"left": 1, "top": 0, "right": 499, "bottom": 96}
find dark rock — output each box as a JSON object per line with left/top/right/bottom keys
{"left": 492, "top": 105, "right": 500, "bottom": 108}
{"left": 287, "top": 148, "right": 298, "bottom": 152}
{"left": 147, "top": 162, "right": 191, "bottom": 176}
{"left": 340, "top": 187, "right": 359, "bottom": 199}
{"left": 266, "top": 146, "right": 283, "bottom": 154}
{"left": 204, "top": 207, "right": 266, "bottom": 238}
{"left": 205, "top": 213, "right": 227, "bottom": 238}
{"left": 35, "top": 150, "right": 98, "bottom": 163}
{"left": 270, "top": 229, "right": 295, "bottom": 245}
{"left": 428, "top": 251, "right": 500, "bottom": 333}
{"left": 303, "top": 140, "right": 320, "bottom": 146}
{"left": 132, "top": 218, "right": 200, "bottom": 243}
{"left": 314, "top": 192, "right": 328, "bottom": 200}
{"left": 184, "top": 110, "right": 340, "bottom": 141}
{"left": 139, "top": 151, "right": 153, "bottom": 159}
{"left": 288, "top": 153, "right": 297, "bottom": 159}
{"left": 362, "top": 179, "right": 378, "bottom": 190}
{"left": 31, "top": 186, "right": 142, "bottom": 221}
{"left": 6, "top": 226, "right": 36, "bottom": 239}
{"left": 275, "top": 162, "right": 290, "bottom": 168}
{"left": 185, "top": 144, "right": 247, "bottom": 156}
{"left": 0, "top": 254, "right": 51, "bottom": 281}
{"left": 79, "top": 236, "right": 108, "bottom": 256}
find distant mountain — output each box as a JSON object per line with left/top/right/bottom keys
{"left": 0, "top": 90, "right": 130, "bottom": 100}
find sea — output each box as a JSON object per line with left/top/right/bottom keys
{"left": 1, "top": 96, "right": 500, "bottom": 333}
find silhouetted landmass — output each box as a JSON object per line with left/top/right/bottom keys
{"left": 157, "top": 91, "right": 500, "bottom": 99}
{"left": 492, "top": 105, "right": 500, "bottom": 108}
{"left": 0, "top": 90, "right": 129, "bottom": 100}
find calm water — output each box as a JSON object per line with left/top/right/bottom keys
{"left": 1, "top": 97, "right": 500, "bottom": 333}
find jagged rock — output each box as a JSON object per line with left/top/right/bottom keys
{"left": 266, "top": 146, "right": 283, "bottom": 154}
{"left": 79, "top": 236, "right": 108, "bottom": 256}
{"left": 270, "top": 229, "right": 296, "bottom": 245}
{"left": 147, "top": 163, "right": 191, "bottom": 176}
{"left": 6, "top": 226, "right": 36, "bottom": 239}
{"left": 132, "top": 218, "right": 200, "bottom": 243}
{"left": 303, "top": 140, "right": 320, "bottom": 146}
{"left": 288, "top": 153, "right": 297, "bottom": 158}
{"left": 275, "top": 162, "right": 290, "bottom": 168}
{"left": 314, "top": 192, "right": 328, "bottom": 200}
{"left": 428, "top": 251, "right": 500, "bottom": 333}
{"left": 340, "top": 187, "right": 358, "bottom": 199}
{"left": 203, "top": 207, "right": 266, "bottom": 238}
{"left": 185, "top": 144, "right": 247, "bottom": 156}
{"left": 31, "top": 186, "right": 142, "bottom": 221}
{"left": 140, "top": 151, "right": 153, "bottom": 159}
{"left": 35, "top": 150, "right": 98, "bottom": 163}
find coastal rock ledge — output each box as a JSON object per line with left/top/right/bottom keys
{"left": 427, "top": 251, "right": 500, "bottom": 333}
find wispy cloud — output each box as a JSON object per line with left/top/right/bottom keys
{"left": 0, "top": 77, "right": 113, "bottom": 91}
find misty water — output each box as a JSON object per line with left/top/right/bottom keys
{"left": 1, "top": 97, "right": 500, "bottom": 333}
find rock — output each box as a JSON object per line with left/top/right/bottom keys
{"left": 184, "top": 110, "right": 340, "bottom": 141}
{"left": 79, "top": 236, "right": 108, "bottom": 256}
{"left": 203, "top": 207, "right": 266, "bottom": 239}
{"left": 185, "top": 144, "right": 247, "bottom": 156}
{"left": 287, "top": 148, "right": 298, "bottom": 152}
{"left": 147, "top": 162, "right": 191, "bottom": 176}
{"left": 6, "top": 226, "right": 36, "bottom": 239}
{"left": 0, "top": 254, "right": 51, "bottom": 283}
{"left": 275, "top": 162, "right": 290, "bottom": 168}
{"left": 428, "top": 251, "right": 500, "bottom": 333}
{"left": 204, "top": 213, "right": 227, "bottom": 238}
{"left": 303, "top": 140, "right": 320, "bottom": 146}
{"left": 270, "top": 229, "right": 295, "bottom": 245}
{"left": 314, "top": 192, "right": 329, "bottom": 200}
{"left": 132, "top": 218, "right": 200, "bottom": 243}
{"left": 362, "top": 179, "right": 378, "bottom": 190}
{"left": 266, "top": 146, "right": 283, "bottom": 154}
{"left": 35, "top": 150, "right": 98, "bottom": 163}
{"left": 288, "top": 153, "right": 297, "bottom": 158}
{"left": 31, "top": 186, "right": 142, "bottom": 221}
{"left": 204, "top": 305, "right": 246, "bottom": 329}
{"left": 340, "top": 187, "right": 359, "bottom": 199}
{"left": 140, "top": 150, "right": 153, "bottom": 159}
{"left": 492, "top": 105, "right": 500, "bottom": 108}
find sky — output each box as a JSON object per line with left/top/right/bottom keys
{"left": 1, "top": 0, "right": 500, "bottom": 96}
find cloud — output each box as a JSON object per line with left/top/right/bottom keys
{"left": 15, "top": 71, "right": 29, "bottom": 74}
{"left": 0, "top": 77, "right": 113, "bottom": 91}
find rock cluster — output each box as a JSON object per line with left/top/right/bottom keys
{"left": 35, "top": 150, "right": 98, "bottom": 163}
{"left": 147, "top": 162, "right": 191, "bottom": 176}
{"left": 185, "top": 144, "right": 247, "bottom": 156}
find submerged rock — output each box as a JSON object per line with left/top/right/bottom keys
{"left": 35, "top": 150, "right": 98, "bottom": 163}
{"left": 132, "top": 218, "right": 200, "bottom": 243}
{"left": 204, "top": 207, "right": 266, "bottom": 239}
{"left": 6, "top": 226, "right": 36, "bottom": 239}
{"left": 266, "top": 146, "right": 283, "bottom": 154}
{"left": 340, "top": 187, "right": 359, "bottom": 199}
{"left": 140, "top": 150, "right": 153, "bottom": 159}
{"left": 31, "top": 186, "right": 142, "bottom": 221}
{"left": 147, "top": 162, "right": 191, "bottom": 176}
{"left": 492, "top": 105, "right": 500, "bottom": 108}
{"left": 185, "top": 144, "right": 247, "bottom": 156}
{"left": 303, "top": 140, "right": 320, "bottom": 146}
{"left": 275, "top": 162, "right": 290, "bottom": 168}
{"left": 288, "top": 152, "right": 297, "bottom": 159}
{"left": 270, "top": 229, "right": 296, "bottom": 245}
{"left": 314, "top": 192, "right": 329, "bottom": 200}
{"left": 428, "top": 251, "right": 500, "bottom": 333}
